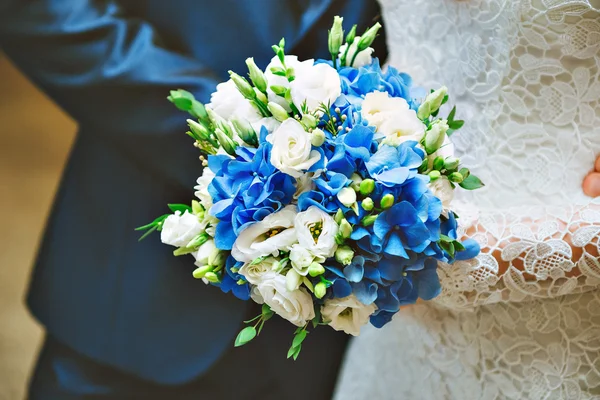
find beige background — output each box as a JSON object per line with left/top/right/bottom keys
{"left": 0, "top": 54, "right": 76, "bottom": 399}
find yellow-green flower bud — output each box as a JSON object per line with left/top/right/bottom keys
{"left": 204, "top": 271, "right": 220, "bottom": 283}
{"left": 334, "top": 209, "right": 345, "bottom": 224}
{"left": 191, "top": 200, "right": 203, "bottom": 215}
{"left": 310, "top": 128, "right": 326, "bottom": 146}
{"left": 449, "top": 172, "right": 464, "bottom": 183}
{"left": 359, "top": 178, "right": 375, "bottom": 195}
{"left": 444, "top": 157, "right": 460, "bottom": 170}
{"left": 267, "top": 102, "right": 289, "bottom": 122}
{"left": 228, "top": 71, "right": 256, "bottom": 100}
{"left": 308, "top": 262, "right": 325, "bottom": 277}
{"left": 245, "top": 57, "right": 267, "bottom": 93}
{"left": 424, "top": 120, "right": 449, "bottom": 154}
{"left": 357, "top": 22, "right": 382, "bottom": 51}
{"left": 302, "top": 114, "right": 318, "bottom": 130}
{"left": 426, "top": 86, "right": 447, "bottom": 114}
{"left": 350, "top": 173, "right": 363, "bottom": 191}
{"left": 361, "top": 197, "right": 374, "bottom": 211}
{"left": 215, "top": 128, "right": 238, "bottom": 156}
{"left": 254, "top": 88, "right": 268, "bottom": 104}
{"left": 362, "top": 214, "right": 378, "bottom": 226}
{"left": 339, "top": 219, "right": 352, "bottom": 239}
{"left": 328, "top": 16, "right": 344, "bottom": 57}
{"left": 192, "top": 265, "right": 212, "bottom": 279}
{"left": 231, "top": 117, "right": 257, "bottom": 146}
{"left": 429, "top": 170, "right": 441, "bottom": 181}
{"left": 315, "top": 282, "right": 327, "bottom": 299}
{"left": 335, "top": 245, "right": 355, "bottom": 265}
{"left": 433, "top": 156, "right": 445, "bottom": 171}
{"left": 380, "top": 194, "right": 395, "bottom": 209}
{"left": 346, "top": 24, "right": 357, "bottom": 44}
{"left": 187, "top": 119, "right": 210, "bottom": 140}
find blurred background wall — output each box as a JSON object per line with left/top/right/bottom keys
{"left": 0, "top": 53, "right": 76, "bottom": 399}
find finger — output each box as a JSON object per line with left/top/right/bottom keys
{"left": 595, "top": 157, "right": 600, "bottom": 172}
{"left": 582, "top": 172, "right": 600, "bottom": 197}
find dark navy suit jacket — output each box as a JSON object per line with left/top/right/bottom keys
{"left": 0, "top": 0, "right": 384, "bottom": 384}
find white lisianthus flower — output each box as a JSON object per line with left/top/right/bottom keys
{"left": 290, "top": 62, "right": 341, "bottom": 114}
{"left": 293, "top": 173, "right": 316, "bottom": 200}
{"left": 250, "top": 117, "right": 281, "bottom": 136}
{"left": 238, "top": 257, "right": 278, "bottom": 285}
{"left": 339, "top": 36, "right": 374, "bottom": 68}
{"left": 206, "top": 80, "right": 261, "bottom": 123}
{"left": 361, "top": 91, "right": 410, "bottom": 130}
{"left": 270, "top": 119, "right": 322, "bottom": 178}
{"left": 265, "top": 55, "right": 314, "bottom": 112}
{"left": 429, "top": 176, "right": 454, "bottom": 212}
{"left": 231, "top": 206, "right": 297, "bottom": 262}
{"left": 289, "top": 244, "right": 315, "bottom": 276}
{"left": 194, "top": 168, "right": 215, "bottom": 208}
{"left": 160, "top": 211, "right": 203, "bottom": 248}
{"left": 256, "top": 273, "right": 315, "bottom": 327}
{"left": 193, "top": 239, "right": 218, "bottom": 267}
{"left": 321, "top": 295, "right": 376, "bottom": 336}
{"left": 378, "top": 109, "right": 426, "bottom": 146}
{"left": 295, "top": 206, "right": 338, "bottom": 260}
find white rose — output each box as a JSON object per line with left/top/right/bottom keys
{"left": 270, "top": 119, "right": 322, "bottom": 178}
{"left": 194, "top": 168, "right": 215, "bottom": 208}
{"left": 290, "top": 62, "right": 341, "bottom": 114}
{"left": 339, "top": 36, "right": 374, "bottom": 68}
{"left": 265, "top": 55, "right": 314, "bottom": 112}
{"left": 289, "top": 245, "right": 315, "bottom": 276}
{"left": 293, "top": 173, "right": 316, "bottom": 200}
{"left": 321, "top": 295, "right": 376, "bottom": 336}
{"left": 361, "top": 91, "right": 410, "bottom": 130}
{"left": 207, "top": 79, "right": 261, "bottom": 123}
{"left": 257, "top": 273, "right": 315, "bottom": 327}
{"left": 295, "top": 206, "right": 338, "bottom": 260}
{"left": 232, "top": 205, "right": 297, "bottom": 262}
{"left": 193, "top": 239, "right": 218, "bottom": 267}
{"left": 238, "top": 257, "right": 278, "bottom": 285}
{"left": 379, "top": 108, "right": 426, "bottom": 146}
{"left": 160, "top": 211, "right": 203, "bottom": 248}
{"left": 429, "top": 176, "right": 454, "bottom": 211}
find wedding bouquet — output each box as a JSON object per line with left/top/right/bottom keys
{"left": 138, "top": 16, "right": 482, "bottom": 358}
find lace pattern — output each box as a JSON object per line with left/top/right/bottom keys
{"left": 334, "top": 1, "right": 600, "bottom": 399}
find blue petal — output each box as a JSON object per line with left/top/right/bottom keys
{"left": 214, "top": 221, "right": 237, "bottom": 250}
{"left": 352, "top": 281, "right": 378, "bottom": 305}
{"left": 416, "top": 262, "right": 441, "bottom": 300}
{"left": 370, "top": 310, "right": 395, "bottom": 328}
{"left": 384, "top": 233, "right": 409, "bottom": 258}
{"left": 455, "top": 239, "right": 481, "bottom": 261}
{"left": 378, "top": 258, "right": 405, "bottom": 281}
{"left": 343, "top": 256, "right": 365, "bottom": 282}
{"left": 332, "top": 279, "right": 353, "bottom": 298}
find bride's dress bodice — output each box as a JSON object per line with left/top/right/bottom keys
{"left": 335, "top": 1, "right": 600, "bottom": 399}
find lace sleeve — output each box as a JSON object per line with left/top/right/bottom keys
{"left": 434, "top": 199, "right": 600, "bottom": 310}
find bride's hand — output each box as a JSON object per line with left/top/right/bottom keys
{"left": 582, "top": 156, "right": 600, "bottom": 197}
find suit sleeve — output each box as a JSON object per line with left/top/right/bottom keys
{"left": 0, "top": 0, "right": 218, "bottom": 186}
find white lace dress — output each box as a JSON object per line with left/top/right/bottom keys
{"left": 334, "top": 1, "right": 600, "bottom": 399}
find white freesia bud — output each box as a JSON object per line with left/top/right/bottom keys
{"left": 160, "top": 211, "right": 203, "bottom": 248}
{"left": 238, "top": 257, "right": 278, "bottom": 285}
{"left": 270, "top": 119, "right": 322, "bottom": 178}
{"left": 418, "top": 86, "right": 448, "bottom": 119}
{"left": 424, "top": 120, "right": 449, "bottom": 154}
{"left": 295, "top": 206, "right": 339, "bottom": 260}
{"left": 228, "top": 70, "right": 256, "bottom": 100}
{"left": 267, "top": 102, "right": 289, "bottom": 122}
{"left": 231, "top": 205, "right": 297, "bottom": 262}
{"left": 328, "top": 16, "right": 344, "bottom": 56}
{"left": 193, "top": 239, "right": 218, "bottom": 267}
{"left": 246, "top": 57, "right": 268, "bottom": 93}
{"left": 310, "top": 128, "right": 326, "bottom": 147}
{"left": 256, "top": 274, "right": 315, "bottom": 327}
{"left": 339, "top": 36, "right": 374, "bottom": 68}
{"left": 337, "top": 187, "right": 357, "bottom": 208}
{"left": 321, "top": 295, "right": 376, "bottom": 336}
{"left": 290, "top": 62, "right": 341, "bottom": 114}
{"left": 289, "top": 244, "right": 315, "bottom": 276}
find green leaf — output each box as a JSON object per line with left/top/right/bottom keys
{"left": 137, "top": 225, "right": 158, "bottom": 242}
{"left": 453, "top": 241, "right": 466, "bottom": 252}
{"left": 312, "top": 307, "right": 322, "bottom": 329}
{"left": 441, "top": 94, "right": 449, "bottom": 105}
{"left": 168, "top": 204, "right": 193, "bottom": 214}
{"left": 292, "top": 330, "right": 308, "bottom": 348}
{"left": 459, "top": 174, "right": 485, "bottom": 190}
{"left": 234, "top": 326, "right": 257, "bottom": 347}
{"left": 287, "top": 344, "right": 297, "bottom": 359}
{"left": 172, "top": 97, "right": 192, "bottom": 111}
{"left": 447, "top": 106, "right": 457, "bottom": 123}
{"left": 243, "top": 314, "right": 262, "bottom": 324}
{"left": 449, "top": 120, "right": 464, "bottom": 130}
{"left": 293, "top": 346, "right": 302, "bottom": 360}
{"left": 439, "top": 234, "right": 452, "bottom": 243}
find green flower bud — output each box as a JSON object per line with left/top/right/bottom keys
{"left": 444, "top": 157, "right": 460, "bottom": 170}
{"left": 334, "top": 209, "right": 345, "bottom": 224}
{"left": 310, "top": 128, "right": 326, "bottom": 146}
{"left": 286, "top": 269, "right": 301, "bottom": 291}
{"left": 428, "top": 170, "right": 441, "bottom": 181}
{"left": 417, "top": 102, "right": 431, "bottom": 120}
{"left": 267, "top": 102, "right": 289, "bottom": 122}
{"left": 337, "top": 187, "right": 357, "bottom": 208}
{"left": 192, "top": 265, "right": 212, "bottom": 279}
{"left": 361, "top": 214, "right": 378, "bottom": 226}
{"left": 228, "top": 71, "right": 256, "bottom": 100}
{"left": 335, "top": 245, "right": 355, "bottom": 266}
{"left": 270, "top": 85, "right": 287, "bottom": 96}
{"left": 328, "top": 16, "right": 344, "bottom": 57}
{"left": 204, "top": 271, "right": 220, "bottom": 283}
{"left": 449, "top": 172, "right": 464, "bottom": 183}
{"left": 191, "top": 200, "right": 203, "bottom": 215}
{"left": 209, "top": 250, "right": 226, "bottom": 268}
{"left": 314, "top": 282, "right": 327, "bottom": 299}
{"left": 187, "top": 119, "right": 211, "bottom": 141}
{"left": 215, "top": 128, "right": 238, "bottom": 156}
{"left": 424, "top": 120, "right": 449, "bottom": 154}
{"left": 357, "top": 22, "right": 382, "bottom": 51}
{"left": 346, "top": 24, "right": 357, "bottom": 44}
{"left": 254, "top": 88, "right": 268, "bottom": 104}
{"left": 236, "top": 279, "right": 247, "bottom": 285}
{"left": 380, "top": 194, "right": 395, "bottom": 210}
{"left": 359, "top": 178, "right": 375, "bottom": 195}
{"left": 350, "top": 173, "right": 363, "bottom": 191}
{"left": 308, "top": 262, "right": 326, "bottom": 278}
{"left": 433, "top": 156, "right": 445, "bottom": 171}
{"left": 245, "top": 57, "right": 268, "bottom": 93}
{"left": 186, "top": 233, "right": 209, "bottom": 248}
{"left": 361, "top": 197, "right": 374, "bottom": 211}
{"left": 459, "top": 167, "right": 470, "bottom": 179}
{"left": 339, "top": 219, "right": 353, "bottom": 239}
{"left": 231, "top": 117, "right": 258, "bottom": 146}
{"left": 302, "top": 114, "right": 318, "bottom": 130}
{"left": 426, "top": 86, "right": 448, "bottom": 114}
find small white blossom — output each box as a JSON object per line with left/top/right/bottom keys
{"left": 321, "top": 295, "right": 376, "bottom": 336}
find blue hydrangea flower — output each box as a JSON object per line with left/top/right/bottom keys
{"left": 217, "top": 256, "right": 250, "bottom": 300}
